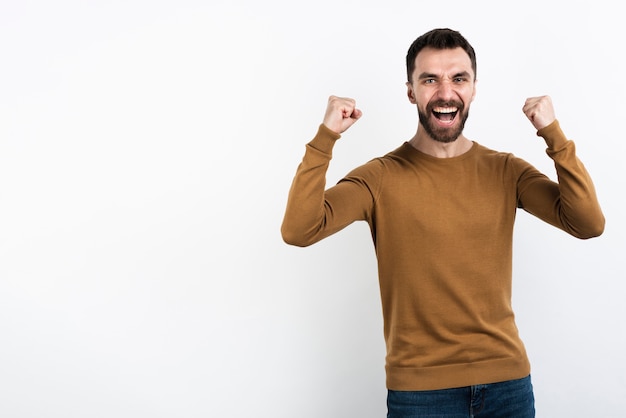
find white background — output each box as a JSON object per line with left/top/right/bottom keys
{"left": 1, "top": 1, "right": 624, "bottom": 417}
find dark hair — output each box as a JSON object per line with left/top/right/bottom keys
{"left": 405, "top": 28, "right": 477, "bottom": 83}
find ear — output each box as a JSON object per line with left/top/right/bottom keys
{"left": 406, "top": 82, "right": 417, "bottom": 104}
{"left": 470, "top": 79, "right": 477, "bottom": 102}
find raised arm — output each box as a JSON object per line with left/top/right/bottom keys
{"left": 518, "top": 96, "right": 605, "bottom": 239}
{"left": 281, "top": 96, "right": 374, "bottom": 247}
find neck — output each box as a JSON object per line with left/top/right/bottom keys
{"left": 408, "top": 130, "right": 473, "bottom": 158}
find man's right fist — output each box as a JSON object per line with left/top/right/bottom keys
{"left": 322, "top": 95, "right": 362, "bottom": 134}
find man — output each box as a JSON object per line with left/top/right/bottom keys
{"left": 281, "top": 28, "right": 604, "bottom": 417}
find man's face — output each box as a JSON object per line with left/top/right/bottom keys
{"left": 406, "top": 47, "right": 477, "bottom": 143}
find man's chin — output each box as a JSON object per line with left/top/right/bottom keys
{"left": 432, "top": 135, "right": 458, "bottom": 144}
{"left": 430, "top": 126, "right": 462, "bottom": 143}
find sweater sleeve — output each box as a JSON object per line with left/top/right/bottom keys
{"left": 517, "top": 120, "right": 605, "bottom": 239}
{"left": 281, "top": 124, "right": 379, "bottom": 247}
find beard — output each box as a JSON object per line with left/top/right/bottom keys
{"left": 418, "top": 100, "right": 470, "bottom": 143}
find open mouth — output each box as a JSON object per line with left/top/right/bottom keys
{"left": 432, "top": 106, "right": 458, "bottom": 122}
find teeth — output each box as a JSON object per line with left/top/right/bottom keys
{"left": 434, "top": 107, "right": 457, "bottom": 113}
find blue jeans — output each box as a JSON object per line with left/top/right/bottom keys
{"left": 387, "top": 375, "right": 535, "bottom": 418}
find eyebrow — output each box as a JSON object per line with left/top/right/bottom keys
{"left": 417, "top": 70, "right": 472, "bottom": 80}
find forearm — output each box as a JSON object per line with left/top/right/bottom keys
{"left": 522, "top": 121, "right": 605, "bottom": 238}
{"left": 281, "top": 125, "right": 341, "bottom": 247}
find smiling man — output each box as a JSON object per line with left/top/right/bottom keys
{"left": 407, "top": 45, "right": 475, "bottom": 152}
{"left": 281, "top": 28, "right": 605, "bottom": 417}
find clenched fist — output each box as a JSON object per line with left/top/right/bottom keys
{"left": 322, "top": 95, "right": 362, "bottom": 134}
{"left": 522, "top": 95, "right": 556, "bottom": 131}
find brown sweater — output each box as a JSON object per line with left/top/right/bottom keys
{"left": 281, "top": 121, "right": 605, "bottom": 391}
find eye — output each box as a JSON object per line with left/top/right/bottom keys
{"left": 454, "top": 76, "right": 469, "bottom": 83}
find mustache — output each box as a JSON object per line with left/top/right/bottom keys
{"left": 427, "top": 100, "right": 464, "bottom": 111}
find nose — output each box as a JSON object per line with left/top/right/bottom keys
{"left": 436, "top": 80, "right": 455, "bottom": 101}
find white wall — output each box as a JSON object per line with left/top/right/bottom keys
{"left": 1, "top": 1, "right": 624, "bottom": 417}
